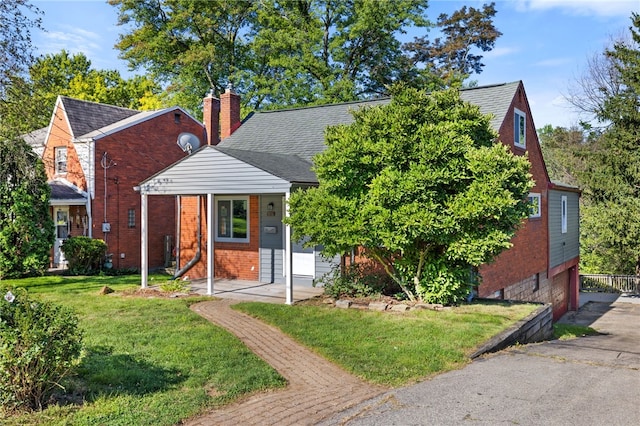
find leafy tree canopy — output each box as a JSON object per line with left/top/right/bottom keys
{"left": 109, "top": 0, "right": 501, "bottom": 117}
{"left": 286, "top": 86, "right": 533, "bottom": 304}
{"left": 2, "top": 50, "right": 165, "bottom": 132}
{"left": 0, "top": 137, "right": 54, "bottom": 279}
{"left": 571, "top": 13, "right": 640, "bottom": 274}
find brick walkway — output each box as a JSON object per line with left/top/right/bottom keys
{"left": 183, "top": 299, "right": 386, "bottom": 426}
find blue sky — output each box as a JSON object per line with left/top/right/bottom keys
{"left": 30, "top": 0, "right": 638, "bottom": 128}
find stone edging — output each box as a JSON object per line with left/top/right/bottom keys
{"left": 330, "top": 297, "right": 554, "bottom": 359}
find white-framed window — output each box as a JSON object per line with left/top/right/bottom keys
{"left": 561, "top": 195, "right": 568, "bottom": 234}
{"left": 528, "top": 193, "right": 541, "bottom": 218}
{"left": 215, "top": 196, "right": 249, "bottom": 242}
{"left": 55, "top": 146, "right": 67, "bottom": 174}
{"left": 514, "top": 108, "right": 526, "bottom": 149}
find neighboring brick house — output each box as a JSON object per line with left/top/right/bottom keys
{"left": 25, "top": 96, "right": 202, "bottom": 270}
{"left": 139, "top": 81, "right": 580, "bottom": 316}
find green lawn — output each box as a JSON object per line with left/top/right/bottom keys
{"left": 1, "top": 275, "right": 285, "bottom": 426}
{"left": 1, "top": 275, "right": 539, "bottom": 424}
{"left": 235, "top": 300, "right": 538, "bottom": 386}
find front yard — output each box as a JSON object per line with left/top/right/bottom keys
{"left": 1, "top": 274, "right": 537, "bottom": 425}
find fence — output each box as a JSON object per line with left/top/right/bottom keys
{"left": 580, "top": 274, "right": 640, "bottom": 294}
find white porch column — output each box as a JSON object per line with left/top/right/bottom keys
{"left": 141, "top": 193, "right": 148, "bottom": 288}
{"left": 285, "top": 191, "right": 293, "bottom": 304}
{"left": 207, "top": 193, "right": 215, "bottom": 295}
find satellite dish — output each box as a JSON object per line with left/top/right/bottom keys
{"left": 177, "top": 132, "right": 201, "bottom": 154}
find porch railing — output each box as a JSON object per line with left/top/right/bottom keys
{"left": 580, "top": 274, "right": 640, "bottom": 294}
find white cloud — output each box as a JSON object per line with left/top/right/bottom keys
{"left": 38, "top": 28, "right": 102, "bottom": 57}
{"left": 483, "top": 46, "right": 520, "bottom": 59}
{"left": 517, "top": 0, "right": 636, "bottom": 17}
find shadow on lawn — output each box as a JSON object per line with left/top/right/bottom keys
{"left": 66, "top": 345, "right": 184, "bottom": 402}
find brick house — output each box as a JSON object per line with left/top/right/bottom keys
{"left": 139, "top": 82, "right": 580, "bottom": 316}
{"left": 25, "top": 96, "right": 202, "bottom": 270}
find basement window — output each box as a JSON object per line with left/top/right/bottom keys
{"left": 216, "top": 197, "right": 249, "bottom": 243}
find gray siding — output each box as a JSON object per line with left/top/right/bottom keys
{"left": 260, "top": 195, "right": 284, "bottom": 283}
{"left": 548, "top": 190, "right": 580, "bottom": 268}
{"left": 140, "top": 146, "right": 292, "bottom": 195}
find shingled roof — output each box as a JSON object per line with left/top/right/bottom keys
{"left": 59, "top": 96, "right": 139, "bottom": 139}
{"left": 218, "top": 98, "right": 389, "bottom": 162}
{"left": 459, "top": 81, "right": 520, "bottom": 131}
{"left": 220, "top": 82, "right": 520, "bottom": 161}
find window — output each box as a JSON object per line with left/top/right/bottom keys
{"left": 533, "top": 273, "right": 540, "bottom": 292}
{"left": 561, "top": 195, "right": 568, "bottom": 234}
{"left": 128, "top": 209, "right": 135, "bottom": 228}
{"left": 514, "top": 108, "right": 526, "bottom": 149}
{"left": 528, "top": 193, "right": 541, "bottom": 218}
{"left": 216, "top": 197, "right": 249, "bottom": 242}
{"left": 55, "top": 147, "right": 67, "bottom": 174}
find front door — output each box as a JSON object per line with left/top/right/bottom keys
{"left": 54, "top": 207, "right": 70, "bottom": 266}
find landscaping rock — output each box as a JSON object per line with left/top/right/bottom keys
{"left": 414, "top": 303, "right": 444, "bottom": 311}
{"left": 98, "top": 286, "right": 114, "bottom": 295}
{"left": 335, "top": 299, "right": 352, "bottom": 309}
{"left": 368, "top": 302, "right": 389, "bottom": 311}
{"left": 390, "top": 304, "right": 410, "bottom": 312}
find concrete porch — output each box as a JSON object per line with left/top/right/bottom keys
{"left": 187, "top": 278, "right": 325, "bottom": 304}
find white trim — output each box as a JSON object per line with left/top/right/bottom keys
{"left": 285, "top": 191, "right": 293, "bottom": 305}
{"left": 528, "top": 192, "right": 541, "bottom": 218}
{"left": 141, "top": 194, "right": 148, "bottom": 288}
{"left": 561, "top": 195, "right": 568, "bottom": 234}
{"left": 207, "top": 193, "right": 215, "bottom": 295}
{"left": 214, "top": 195, "right": 250, "bottom": 243}
{"left": 514, "top": 108, "right": 526, "bottom": 149}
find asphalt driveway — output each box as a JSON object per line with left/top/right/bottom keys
{"left": 321, "top": 294, "right": 640, "bottom": 425}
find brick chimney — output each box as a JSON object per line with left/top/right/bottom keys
{"left": 203, "top": 90, "right": 220, "bottom": 145}
{"left": 220, "top": 83, "right": 241, "bottom": 139}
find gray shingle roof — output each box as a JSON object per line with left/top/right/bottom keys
{"left": 60, "top": 96, "right": 139, "bottom": 139}
{"left": 49, "top": 179, "right": 86, "bottom": 201}
{"left": 22, "top": 127, "right": 48, "bottom": 148}
{"left": 460, "top": 81, "right": 520, "bottom": 131}
{"left": 218, "top": 98, "right": 390, "bottom": 162}
{"left": 216, "top": 147, "right": 316, "bottom": 184}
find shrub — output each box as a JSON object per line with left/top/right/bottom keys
{"left": 0, "top": 285, "right": 83, "bottom": 412}
{"left": 318, "top": 261, "right": 400, "bottom": 299}
{"left": 61, "top": 236, "right": 107, "bottom": 275}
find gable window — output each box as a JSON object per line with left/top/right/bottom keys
{"left": 128, "top": 209, "right": 135, "bottom": 228}
{"left": 55, "top": 147, "right": 67, "bottom": 174}
{"left": 216, "top": 196, "right": 249, "bottom": 242}
{"left": 561, "top": 195, "right": 568, "bottom": 234}
{"left": 514, "top": 108, "right": 526, "bottom": 149}
{"left": 528, "top": 193, "right": 541, "bottom": 218}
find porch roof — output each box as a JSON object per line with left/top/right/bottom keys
{"left": 138, "top": 145, "right": 311, "bottom": 196}
{"left": 49, "top": 179, "right": 87, "bottom": 205}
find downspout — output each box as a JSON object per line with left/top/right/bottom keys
{"left": 173, "top": 195, "right": 202, "bottom": 279}
{"left": 174, "top": 195, "right": 181, "bottom": 271}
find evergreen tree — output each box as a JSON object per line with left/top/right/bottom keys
{"left": 578, "top": 13, "right": 640, "bottom": 274}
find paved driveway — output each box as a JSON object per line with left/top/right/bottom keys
{"left": 321, "top": 294, "right": 640, "bottom": 426}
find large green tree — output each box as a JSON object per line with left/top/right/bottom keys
{"left": 576, "top": 13, "right": 640, "bottom": 274}
{"left": 0, "top": 137, "right": 54, "bottom": 278}
{"left": 286, "top": 87, "right": 533, "bottom": 304}
{"left": 3, "top": 51, "right": 164, "bottom": 131}
{"left": 0, "top": 0, "right": 42, "bottom": 138}
{"left": 109, "top": 0, "right": 501, "bottom": 116}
